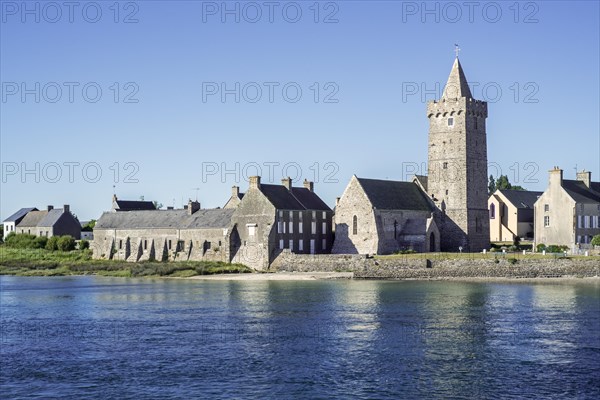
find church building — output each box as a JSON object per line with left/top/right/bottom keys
{"left": 332, "top": 55, "right": 491, "bottom": 253}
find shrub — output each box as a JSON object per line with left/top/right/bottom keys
{"left": 5, "top": 233, "right": 46, "bottom": 249}
{"left": 34, "top": 236, "right": 48, "bottom": 249}
{"left": 508, "top": 245, "right": 518, "bottom": 252}
{"left": 57, "top": 236, "right": 76, "bottom": 251}
{"left": 46, "top": 236, "right": 59, "bottom": 251}
{"left": 536, "top": 243, "right": 546, "bottom": 253}
{"left": 592, "top": 235, "right": 600, "bottom": 247}
{"left": 507, "top": 258, "right": 518, "bottom": 265}
{"left": 79, "top": 240, "right": 90, "bottom": 250}
{"left": 546, "top": 244, "right": 569, "bottom": 253}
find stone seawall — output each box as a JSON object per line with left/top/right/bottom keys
{"left": 271, "top": 251, "right": 600, "bottom": 279}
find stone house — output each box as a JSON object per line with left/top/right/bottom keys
{"left": 534, "top": 168, "right": 600, "bottom": 249}
{"left": 3, "top": 207, "right": 37, "bottom": 240}
{"left": 229, "top": 176, "right": 333, "bottom": 270}
{"left": 93, "top": 200, "right": 235, "bottom": 262}
{"left": 488, "top": 189, "right": 542, "bottom": 242}
{"left": 15, "top": 205, "right": 81, "bottom": 239}
{"left": 332, "top": 176, "right": 439, "bottom": 254}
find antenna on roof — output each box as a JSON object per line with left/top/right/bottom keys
{"left": 112, "top": 184, "right": 116, "bottom": 195}
{"left": 574, "top": 164, "right": 578, "bottom": 176}
{"left": 192, "top": 188, "right": 200, "bottom": 201}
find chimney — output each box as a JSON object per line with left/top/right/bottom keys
{"left": 188, "top": 199, "right": 200, "bottom": 215}
{"left": 282, "top": 177, "right": 292, "bottom": 191}
{"left": 112, "top": 194, "right": 117, "bottom": 202}
{"left": 576, "top": 170, "right": 591, "bottom": 188}
{"left": 232, "top": 185, "right": 240, "bottom": 198}
{"left": 249, "top": 176, "right": 261, "bottom": 190}
{"left": 303, "top": 179, "right": 314, "bottom": 192}
{"left": 549, "top": 167, "right": 563, "bottom": 189}
{"left": 47, "top": 205, "right": 54, "bottom": 211}
{"left": 335, "top": 197, "right": 341, "bottom": 207}
{"left": 63, "top": 204, "right": 70, "bottom": 214}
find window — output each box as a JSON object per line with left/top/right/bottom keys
{"left": 299, "top": 222, "right": 303, "bottom": 234}
{"left": 289, "top": 240, "right": 293, "bottom": 251}
{"left": 298, "top": 240, "right": 304, "bottom": 251}
{"left": 277, "top": 221, "right": 282, "bottom": 234}
{"left": 544, "top": 204, "right": 549, "bottom": 212}
{"left": 448, "top": 117, "right": 454, "bottom": 126}
{"left": 322, "top": 211, "right": 326, "bottom": 219}
{"left": 119, "top": 240, "right": 123, "bottom": 250}
{"left": 445, "top": 189, "right": 449, "bottom": 195}
{"left": 490, "top": 203, "right": 496, "bottom": 219}
{"left": 311, "top": 222, "right": 316, "bottom": 235}
{"left": 593, "top": 216, "right": 599, "bottom": 229}
{"left": 279, "top": 240, "right": 284, "bottom": 250}
{"left": 218, "top": 241, "right": 222, "bottom": 246}
{"left": 279, "top": 211, "right": 283, "bottom": 218}
{"left": 288, "top": 221, "right": 293, "bottom": 234}
{"left": 544, "top": 216, "right": 550, "bottom": 227}
{"left": 322, "top": 222, "right": 326, "bottom": 234}
{"left": 168, "top": 240, "right": 172, "bottom": 250}
{"left": 578, "top": 216, "right": 583, "bottom": 229}
{"left": 248, "top": 224, "right": 257, "bottom": 236}
{"left": 443, "top": 162, "right": 448, "bottom": 169}
{"left": 144, "top": 240, "right": 148, "bottom": 250}
{"left": 353, "top": 215, "right": 358, "bottom": 235}
{"left": 584, "top": 216, "right": 590, "bottom": 228}
{"left": 310, "top": 239, "right": 315, "bottom": 254}
{"left": 322, "top": 239, "right": 327, "bottom": 250}
{"left": 312, "top": 211, "right": 316, "bottom": 220}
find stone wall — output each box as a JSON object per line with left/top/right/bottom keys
{"left": 271, "top": 250, "right": 600, "bottom": 279}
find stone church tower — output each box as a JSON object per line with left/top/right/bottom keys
{"left": 426, "top": 57, "right": 490, "bottom": 251}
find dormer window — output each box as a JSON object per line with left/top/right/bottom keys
{"left": 448, "top": 117, "right": 454, "bottom": 127}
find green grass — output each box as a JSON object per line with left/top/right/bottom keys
{"left": 0, "top": 245, "right": 253, "bottom": 277}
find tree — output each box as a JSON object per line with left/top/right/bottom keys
{"left": 490, "top": 174, "right": 526, "bottom": 192}
{"left": 81, "top": 220, "right": 96, "bottom": 232}
{"left": 488, "top": 175, "right": 496, "bottom": 195}
{"left": 591, "top": 235, "right": 600, "bottom": 247}
{"left": 153, "top": 201, "right": 163, "bottom": 210}
{"left": 57, "top": 236, "right": 76, "bottom": 251}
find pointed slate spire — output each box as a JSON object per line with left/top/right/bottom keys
{"left": 442, "top": 57, "right": 472, "bottom": 100}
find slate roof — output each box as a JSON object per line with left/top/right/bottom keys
{"left": 355, "top": 177, "right": 433, "bottom": 211}
{"left": 3, "top": 207, "right": 37, "bottom": 223}
{"left": 95, "top": 208, "right": 234, "bottom": 230}
{"left": 38, "top": 209, "right": 68, "bottom": 227}
{"left": 114, "top": 200, "right": 156, "bottom": 211}
{"left": 413, "top": 175, "right": 428, "bottom": 192}
{"left": 17, "top": 210, "right": 49, "bottom": 227}
{"left": 563, "top": 180, "right": 600, "bottom": 203}
{"left": 498, "top": 189, "right": 543, "bottom": 209}
{"left": 258, "top": 184, "right": 331, "bottom": 211}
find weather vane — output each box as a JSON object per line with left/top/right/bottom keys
{"left": 454, "top": 44, "right": 460, "bottom": 58}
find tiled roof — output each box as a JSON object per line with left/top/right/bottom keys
{"left": 356, "top": 177, "right": 433, "bottom": 211}
{"left": 38, "top": 209, "right": 68, "bottom": 227}
{"left": 290, "top": 188, "right": 331, "bottom": 211}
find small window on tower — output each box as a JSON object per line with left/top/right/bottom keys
{"left": 443, "top": 162, "right": 448, "bottom": 169}
{"left": 448, "top": 117, "right": 454, "bottom": 127}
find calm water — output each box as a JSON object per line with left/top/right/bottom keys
{"left": 1, "top": 276, "right": 599, "bottom": 399}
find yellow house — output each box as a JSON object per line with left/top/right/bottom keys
{"left": 488, "top": 189, "right": 542, "bottom": 242}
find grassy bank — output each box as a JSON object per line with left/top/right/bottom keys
{"left": 0, "top": 246, "right": 252, "bottom": 277}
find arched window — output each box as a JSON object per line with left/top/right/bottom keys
{"left": 489, "top": 203, "right": 496, "bottom": 219}
{"left": 352, "top": 215, "right": 358, "bottom": 235}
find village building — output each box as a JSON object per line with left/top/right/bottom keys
{"left": 533, "top": 168, "right": 600, "bottom": 249}
{"left": 488, "top": 189, "right": 542, "bottom": 242}
{"left": 93, "top": 179, "right": 332, "bottom": 269}
{"left": 3, "top": 207, "right": 37, "bottom": 240}
{"left": 331, "top": 176, "right": 439, "bottom": 254}
{"left": 15, "top": 205, "right": 81, "bottom": 239}
{"left": 229, "top": 176, "right": 333, "bottom": 270}
{"left": 223, "top": 186, "right": 244, "bottom": 209}
{"left": 93, "top": 199, "right": 234, "bottom": 262}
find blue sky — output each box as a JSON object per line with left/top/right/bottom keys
{"left": 1, "top": 0, "right": 599, "bottom": 220}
